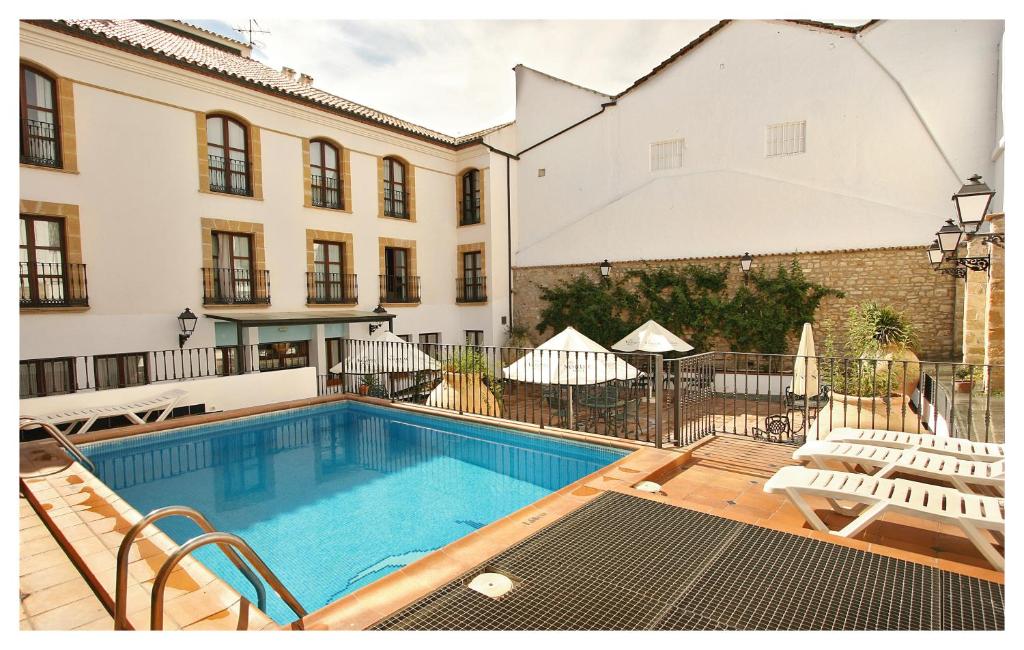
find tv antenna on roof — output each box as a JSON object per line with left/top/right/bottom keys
{"left": 234, "top": 19, "right": 270, "bottom": 49}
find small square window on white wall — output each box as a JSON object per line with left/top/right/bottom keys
{"left": 765, "top": 121, "right": 806, "bottom": 157}
{"left": 650, "top": 138, "right": 684, "bottom": 171}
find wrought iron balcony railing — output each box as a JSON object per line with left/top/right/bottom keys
{"left": 456, "top": 276, "right": 487, "bottom": 303}
{"left": 306, "top": 272, "right": 357, "bottom": 304}
{"left": 208, "top": 154, "right": 252, "bottom": 196}
{"left": 383, "top": 187, "right": 409, "bottom": 218}
{"left": 20, "top": 118, "right": 61, "bottom": 168}
{"left": 20, "top": 262, "right": 88, "bottom": 308}
{"left": 379, "top": 274, "right": 420, "bottom": 303}
{"left": 202, "top": 267, "right": 270, "bottom": 305}
{"left": 311, "top": 174, "right": 342, "bottom": 209}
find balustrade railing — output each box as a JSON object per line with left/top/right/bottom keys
{"left": 20, "top": 262, "right": 88, "bottom": 307}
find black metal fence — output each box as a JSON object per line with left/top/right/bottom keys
{"left": 20, "top": 262, "right": 89, "bottom": 307}
{"left": 21, "top": 117, "right": 61, "bottom": 167}
{"left": 202, "top": 267, "right": 271, "bottom": 305}
{"left": 379, "top": 274, "right": 421, "bottom": 303}
{"left": 306, "top": 272, "right": 357, "bottom": 304}
{"left": 321, "top": 339, "right": 666, "bottom": 445}
{"left": 694, "top": 352, "right": 1004, "bottom": 444}
{"left": 19, "top": 344, "right": 261, "bottom": 398}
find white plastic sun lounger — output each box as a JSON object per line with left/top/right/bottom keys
{"left": 764, "top": 466, "right": 1005, "bottom": 571}
{"left": 794, "top": 441, "right": 1005, "bottom": 496}
{"left": 825, "top": 427, "right": 1005, "bottom": 463}
{"left": 21, "top": 388, "right": 188, "bottom": 435}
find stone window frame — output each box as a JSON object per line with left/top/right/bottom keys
{"left": 302, "top": 137, "right": 352, "bottom": 213}
{"left": 305, "top": 229, "right": 355, "bottom": 306}
{"left": 456, "top": 242, "right": 487, "bottom": 305}
{"left": 196, "top": 111, "right": 264, "bottom": 200}
{"left": 378, "top": 236, "right": 418, "bottom": 307}
{"left": 19, "top": 199, "right": 86, "bottom": 312}
{"left": 455, "top": 167, "right": 486, "bottom": 226}
{"left": 377, "top": 155, "right": 416, "bottom": 222}
{"left": 19, "top": 59, "right": 78, "bottom": 174}
{"left": 200, "top": 218, "right": 268, "bottom": 307}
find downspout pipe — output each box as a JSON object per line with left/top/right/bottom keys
{"left": 482, "top": 144, "right": 519, "bottom": 330}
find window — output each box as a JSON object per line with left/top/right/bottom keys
{"left": 460, "top": 169, "right": 481, "bottom": 225}
{"left": 311, "top": 140, "right": 342, "bottom": 209}
{"left": 459, "top": 251, "right": 485, "bottom": 302}
{"left": 382, "top": 157, "right": 408, "bottom": 218}
{"left": 418, "top": 333, "right": 441, "bottom": 345}
{"left": 207, "top": 115, "right": 250, "bottom": 195}
{"left": 20, "top": 65, "right": 60, "bottom": 167}
{"left": 765, "top": 121, "right": 806, "bottom": 157}
{"left": 650, "top": 138, "right": 684, "bottom": 171}
{"left": 465, "top": 330, "right": 484, "bottom": 346}
{"left": 211, "top": 232, "right": 254, "bottom": 303}
{"left": 312, "top": 241, "right": 347, "bottom": 303}
{"left": 383, "top": 246, "right": 412, "bottom": 302}
{"left": 396, "top": 334, "right": 411, "bottom": 342}
{"left": 258, "top": 341, "right": 309, "bottom": 372}
{"left": 20, "top": 215, "right": 71, "bottom": 307}
{"left": 20, "top": 357, "right": 75, "bottom": 398}
{"left": 325, "top": 337, "right": 344, "bottom": 375}
{"left": 95, "top": 353, "right": 148, "bottom": 390}
{"left": 215, "top": 346, "right": 239, "bottom": 376}
{"left": 419, "top": 332, "right": 441, "bottom": 358}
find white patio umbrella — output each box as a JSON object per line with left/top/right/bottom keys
{"left": 330, "top": 329, "right": 441, "bottom": 374}
{"left": 612, "top": 320, "right": 693, "bottom": 400}
{"left": 502, "top": 326, "right": 640, "bottom": 429}
{"left": 792, "top": 323, "right": 819, "bottom": 397}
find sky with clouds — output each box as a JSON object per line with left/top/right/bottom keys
{"left": 190, "top": 19, "right": 726, "bottom": 136}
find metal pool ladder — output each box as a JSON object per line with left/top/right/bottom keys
{"left": 114, "top": 505, "right": 308, "bottom": 630}
{"left": 19, "top": 418, "right": 96, "bottom": 474}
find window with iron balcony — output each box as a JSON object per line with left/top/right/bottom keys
{"left": 311, "top": 139, "right": 343, "bottom": 209}
{"left": 207, "top": 115, "right": 252, "bottom": 196}
{"left": 20, "top": 64, "right": 62, "bottom": 168}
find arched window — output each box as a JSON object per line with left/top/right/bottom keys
{"left": 206, "top": 115, "right": 250, "bottom": 195}
{"left": 311, "top": 139, "right": 342, "bottom": 209}
{"left": 460, "top": 169, "right": 481, "bottom": 225}
{"left": 382, "top": 156, "right": 407, "bottom": 218}
{"left": 20, "top": 64, "right": 61, "bottom": 167}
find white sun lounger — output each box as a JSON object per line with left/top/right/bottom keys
{"left": 764, "top": 466, "right": 1005, "bottom": 571}
{"left": 825, "top": 427, "right": 1005, "bottom": 463}
{"left": 21, "top": 388, "right": 188, "bottom": 435}
{"left": 794, "top": 441, "right": 1005, "bottom": 496}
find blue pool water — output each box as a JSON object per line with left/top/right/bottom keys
{"left": 83, "top": 402, "right": 625, "bottom": 624}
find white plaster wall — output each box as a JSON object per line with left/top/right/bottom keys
{"left": 19, "top": 24, "right": 508, "bottom": 363}
{"left": 514, "top": 65, "right": 610, "bottom": 151}
{"left": 512, "top": 20, "right": 1004, "bottom": 268}
{"left": 19, "top": 367, "right": 317, "bottom": 415}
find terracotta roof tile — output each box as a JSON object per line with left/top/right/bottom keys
{"left": 33, "top": 19, "right": 501, "bottom": 147}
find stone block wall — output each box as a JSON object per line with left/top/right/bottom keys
{"left": 512, "top": 246, "right": 958, "bottom": 361}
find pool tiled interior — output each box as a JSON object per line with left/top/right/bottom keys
{"left": 19, "top": 398, "right": 1004, "bottom": 631}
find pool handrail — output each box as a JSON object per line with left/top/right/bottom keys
{"left": 150, "top": 530, "right": 308, "bottom": 630}
{"left": 114, "top": 506, "right": 268, "bottom": 630}
{"left": 19, "top": 417, "right": 96, "bottom": 474}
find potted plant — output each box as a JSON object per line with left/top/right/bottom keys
{"left": 954, "top": 366, "right": 983, "bottom": 393}
{"left": 428, "top": 348, "right": 502, "bottom": 416}
{"left": 358, "top": 373, "right": 376, "bottom": 396}
{"left": 844, "top": 302, "right": 921, "bottom": 396}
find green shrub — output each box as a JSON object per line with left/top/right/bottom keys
{"left": 443, "top": 348, "right": 504, "bottom": 405}
{"left": 844, "top": 301, "right": 918, "bottom": 357}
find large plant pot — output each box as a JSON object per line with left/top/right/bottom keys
{"left": 810, "top": 391, "right": 923, "bottom": 439}
{"left": 426, "top": 371, "right": 501, "bottom": 417}
{"left": 858, "top": 346, "right": 921, "bottom": 397}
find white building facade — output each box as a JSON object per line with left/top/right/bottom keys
{"left": 19, "top": 18, "right": 1004, "bottom": 400}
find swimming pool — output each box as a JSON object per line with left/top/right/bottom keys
{"left": 83, "top": 401, "right": 627, "bottom": 624}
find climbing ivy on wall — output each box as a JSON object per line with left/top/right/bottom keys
{"left": 535, "top": 262, "right": 843, "bottom": 354}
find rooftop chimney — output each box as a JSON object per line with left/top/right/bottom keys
{"left": 281, "top": 66, "right": 297, "bottom": 80}
{"left": 298, "top": 73, "right": 314, "bottom": 86}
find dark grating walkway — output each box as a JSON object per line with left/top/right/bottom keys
{"left": 373, "top": 492, "right": 1004, "bottom": 631}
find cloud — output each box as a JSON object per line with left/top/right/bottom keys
{"left": 189, "top": 20, "right": 722, "bottom": 136}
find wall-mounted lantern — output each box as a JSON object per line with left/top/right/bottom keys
{"left": 369, "top": 304, "right": 388, "bottom": 334}
{"left": 952, "top": 174, "right": 995, "bottom": 236}
{"left": 739, "top": 252, "right": 753, "bottom": 283}
{"left": 177, "top": 307, "right": 198, "bottom": 349}
{"left": 936, "top": 219, "right": 964, "bottom": 254}
{"left": 599, "top": 259, "right": 612, "bottom": 279}
{"left": 926, "top": 240, "right": 945, "bottom": 269}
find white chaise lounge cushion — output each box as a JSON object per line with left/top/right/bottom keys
{"left": 825, "top": 427, "right": 1005, "bottom": 463}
